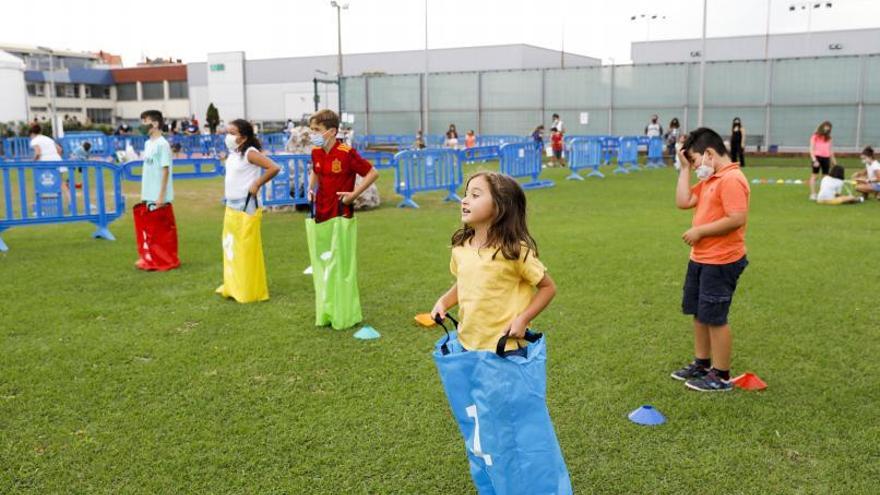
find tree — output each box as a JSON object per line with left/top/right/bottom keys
{"left": 206, "top": 103, "right": 220, "bottom": 134}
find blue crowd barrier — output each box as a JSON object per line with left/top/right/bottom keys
{"left": 499, "top": 142, "right": 554, "bottom": 190}
{"left": 1, "top": 137, "right": 34, "bottom": 160}
{"left": 359, "top": 150, "right": 396, "bottom": 169}
{"left": 477, "top": 135, "right": 527, "bottom": 147}
{"left": 64, "top": 131, "right": 104, "bottom": 136}
{"left": 61, "top": 134, "right": 114, "bottom": 159}
{"left": 460, "top": 145, "right": 500, "bottom": 164}
{"left": 646, "top": 136, "right": 665, "bottom": 168}
{"left": 360, "top": 134, "right": 411, "bottom": 148}
{"left": 167, "top": 134, "right": 224, "bottom": 158}
{"left": 567, "top": 137, "right": 605, "bottom": 180}
{"left": 615, "top": 137, "right": 641, "bottom": 174}
{"left": 601, "top": 136, "right": 619, "bottom": 165}
{"left": 260, "top": 154, "right": 310, "bottom": 207}
{"left": 112, "top": 135, "right": 148, "bottom": 155}
{"left": 261, "top": 133, "right": 288, "bottom": 153}
{"left": 0, "top": 160, "right": 125, "bottom": 251}
{"left": 393, "top": 148, "right": 463, "bottom": 208}
{"left": 122, "top": 158, "right": 225, "bottom": 181}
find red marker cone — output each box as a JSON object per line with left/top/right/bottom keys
{"left": 731, "top": 372, "right": 767, "bottom": 391}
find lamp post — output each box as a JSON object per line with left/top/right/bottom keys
{"left": 37, "top": 46, "right": 58, "bottom": 139}
{"left": 697, "top": 0, "right": 707, "bottom": 127}
{"left": 423, "top": 0, "right": 429, "bottom": 135}
{"left": 330, "top": 1, "right": 348, "bottom": 114}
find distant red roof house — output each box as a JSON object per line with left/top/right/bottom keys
{"left": 111, "top": 64, "right": 187, "bottom": 83}
{"left": 94, "top": 50, "right": 123, "bottom": 67}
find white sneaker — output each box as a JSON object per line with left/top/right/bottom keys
{"left": 809, "top": 193, "right": 817, "bottom": 201}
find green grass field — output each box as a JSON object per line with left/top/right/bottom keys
{"left": 1, "top": 156, "right": 878, "bottom": 494}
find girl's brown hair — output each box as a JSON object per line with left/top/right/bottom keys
{"left": 451, "top": 171, "right": 538, "bottom": 260}
{"left": 815, "top": 121, "right": 832, "bottom": 140}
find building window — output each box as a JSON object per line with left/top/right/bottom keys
{"left": 55, "top": 83, "right": 80, "bottom": 98}
{"left": 27, "top": 83, "right": 46, "bottom": 97}
{"left": 117, "top": 83, "right": 137, "bottom": 101}
{"left": 141, "top": 82, "right": 164, "bottom": 100}
{"left": 85, "top": 85, "right": 111, "bottom": 99}
{"left": 30, "top": 106, "right": 48, "bottom": 113}
{"left": 168, "top": 81, "right": 188, "bottom": 99}
{"left": 87, "top": 108, "right": 113, "bottom": 124}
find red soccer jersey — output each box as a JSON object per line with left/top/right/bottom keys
{"left": 551, "top": 132, "right": 563, "bottom": 150}
{"left": 311, "top": 141, "right": 373, "bottom": 222}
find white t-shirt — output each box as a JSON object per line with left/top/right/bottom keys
{"left": 552, "top": 119, "right": 564, "bottom": 133}
{"left": 225, "top": 147, "right": 262, "bottom": 202}
{"left": 865, "top": 160, "right": 880, "bottom": 182}
{"left": 817, "top": 176, "right": 844, "bottom": 201}
{"left": 646, "top": 123, "right": 662, "bottom": 137}
{"left": 31, "top": 134, "right": 62, "bottom": 161}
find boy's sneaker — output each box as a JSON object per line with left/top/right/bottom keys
{"left": 809, "top": 193, "right": 817, "bottom": 201}
{"left": 670, "top": 362, "right": 709, "bottom": 381}
{"left": 684, "top": 369, "right": 733, "bottom": 392}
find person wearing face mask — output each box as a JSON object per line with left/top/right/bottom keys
{"left": 307, "top": 109, "right": 379, "bottom": 222}
{"left": 223, "top": 119, "right": 280, "bottom": 213}
{"left": 645, "top": 114, "right": 663, "bottom": 138}
{"left": 672, "top": 128, "right": 750, "bottom": 393}
{"left": 133, "top": 110, "right": 179, "bottom": 271}
{"left": 809, "top": 121, "right": 836, "bottom": 201}
{"left": 216, "top": 119, "right": 281, "bottom": 303}
{"left": 729, "top": 117, "right": 746, "bottom": 168}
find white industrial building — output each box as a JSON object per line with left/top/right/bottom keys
{"left": 631, "top": 27, "right": 880, "bottom": 64}
{"left": 186, "top": 44, "right": 600, "bottom": 125}
{"left": 0, "top": 50, "right": 28, "bottom": 123}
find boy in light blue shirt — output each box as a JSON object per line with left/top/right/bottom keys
{"left": 134, "top": 110, "right": 180, "bottom": 271}
{"left": 140, "top": 110, "right": 174, "bottom": 208}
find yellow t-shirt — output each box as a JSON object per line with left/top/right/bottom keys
{"left": 450, "top": 243, "right": 547, "bottom": 351}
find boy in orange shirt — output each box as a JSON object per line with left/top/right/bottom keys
{"left": 672, "top": 128, "right": 750, "bottom": 392}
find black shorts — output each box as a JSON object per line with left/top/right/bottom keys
{"left": 682, "top": 256, "right": 748, "bottom": 326}
{"left": 812, "top": 156, "right": 831, "bottom": 175}
{"left": 553, "top": 148, "right": 563, "bottom": 159}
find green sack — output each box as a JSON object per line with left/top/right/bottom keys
{"left": 304, "top": 210, "right": 362, "bottom": 330}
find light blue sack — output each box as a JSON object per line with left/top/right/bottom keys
{"left": 432, "top": 315, "right": 572, "bottom": 495}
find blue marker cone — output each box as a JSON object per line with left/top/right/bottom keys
{"left": 353, "top": 326, "right": 381, "bottom": 340}
{"left": 628, "top": 405, "right": 666, "bottom": 426}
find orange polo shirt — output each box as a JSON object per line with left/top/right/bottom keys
{"left": 690, "top": 162, "right": 750, "bottom": 265}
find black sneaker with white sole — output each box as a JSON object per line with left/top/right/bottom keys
{"left": 685, "top": 370, "right": 733, "bottom": 392}
{"left": 670, "top": 362, "right": 709, "bottom": 381}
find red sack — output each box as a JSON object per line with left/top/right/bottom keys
{"left": 133, "top": 203, "right": 180, "bottom": 271}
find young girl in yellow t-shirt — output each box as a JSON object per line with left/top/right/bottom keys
{"left": 431, "top": 171, "right": 556, "bottom": 352}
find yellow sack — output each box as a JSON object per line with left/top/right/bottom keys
{"left": 215, "top": 199, "right": 269, "bottom": 303}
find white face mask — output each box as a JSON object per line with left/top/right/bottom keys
{"left": 695, "top": 154, "right": 714, "bottom": 181}
{"left": 225, "top": 134, "right": 239, "bottom": 152}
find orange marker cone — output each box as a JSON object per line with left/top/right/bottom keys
{"left": 731, "top": 372, "right": 767, "bottom": 391}
{"left": 414, "top": 313, "right": 436, "bottom": 327}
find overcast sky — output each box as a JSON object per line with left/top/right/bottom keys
{"left": 2, "top": 0, "right": 879, "bottom": 66}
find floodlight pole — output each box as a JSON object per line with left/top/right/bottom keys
{"left": 423, "top": 0, "right": 429, "bottom": 135}
{"left": 331, "top": 1, "right": 348, "bottom": 115}
{"left": 697, "top": 0, "right": 707, "bottom": 127}
{"left": 764, "top": 0, "right": 772, "bottom": 60}
{"left": 39, "top": 46, "right": 59, "bottom": 139}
